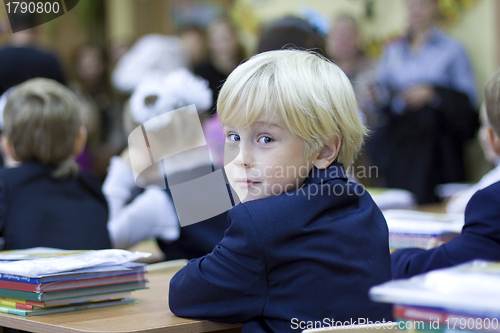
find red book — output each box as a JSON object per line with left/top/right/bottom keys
{"left": 394, "top": 304, "right": 500, "bottom": 333}
{"left": 0, "top": 272, "right": 146, "bottom": 292}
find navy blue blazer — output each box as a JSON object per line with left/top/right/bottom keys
{"left": 0, "top": 162, "right": 111, "bottom": 250}
{"left": 392, "top": 181, "right": 500, "bottom": 279}
{"left": 156, "top": 211, "right": 228, "bottom": 260}
{"left": 169, "top": 163, "right": 393, "bottom": 332}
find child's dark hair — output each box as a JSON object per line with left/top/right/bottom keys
{"left": 257, "top": 16, "right": 325, "bottom": 54}
{"left": 4, "top": 78, "right": 82, "bottom": 179}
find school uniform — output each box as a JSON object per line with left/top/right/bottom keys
{"left": 392, "top": 181, "right": 500, "bottom": 279}
{"left": 169, "top": 162, "right": 392, "bottom": 332}
{"left": 156, "top": 210, "right": 228, "bottom": 260}
{"left": 0, "top": 162, "right": 111, "bottom": 250}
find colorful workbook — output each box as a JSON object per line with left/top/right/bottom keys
{"left": 383, "top": 209, "right": 464, "bottom": 250}
{"left": 1, "top": 291, "right": 134, "bottom": 308}
{"left": 0, "top": 281, "right": 148, "bottom": 301}
{"left": 370, "top": 260, "right": 500, "bottom": 313}
{"left": 0, "top": 248, "right": 151, "bottom": 316}
{"left": 0, "top": 298, "right": 136, "bottom": 316}
{"left": 393, "top": 305, "right": 500, "bottom": 333}
{"left": 0, "top": 271, "right": 147, "bottom": 292}
{"left": 0, "top": 261, "right": 146, "bottom": 284}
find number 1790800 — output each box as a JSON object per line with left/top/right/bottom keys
{"left": 6, "top": 2, "right": 60, "bottom": 14}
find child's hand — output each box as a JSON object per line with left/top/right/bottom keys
{"left": 402, "top": 85, "right": 435, "bottom": 110}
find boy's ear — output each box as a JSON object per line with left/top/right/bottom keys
{"left": 1, "top": 136, "right": 21, "bottom": 162}
{"left": 313, "top": 135, "right": 342, "bottom": 169}
{"left": 72, "top": 126, "right": 87, "bottom": 157}
{"left": 487, "top": 127, "right": 500, "bottom": 156}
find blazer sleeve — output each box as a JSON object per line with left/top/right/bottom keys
{"left": 392, "top": 184, "right": 500, "bottom": 279}
{"left": 169, "top": 204, "right": 268, "bottom": 323}
{"left": 0, "top": 173, "right": 8, "bottom": 239}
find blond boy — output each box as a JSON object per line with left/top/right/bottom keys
{"left": 169, "top": 50, "right": 391, "bottom": 332}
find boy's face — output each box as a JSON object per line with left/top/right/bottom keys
{"left": 223, "top": 114, "right": 315, "bottom": 203}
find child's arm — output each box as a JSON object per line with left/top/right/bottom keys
{"left": 391, "top": 184, "right": 500, "bottom": 279}
{"left": 103, "top": 156, "right": 179, "bottom": 249}
{"left": 0, "top": 173, "right": 7, "bottom": 248}
{"left": 169, "top": 205, "right": 268, "bottom": 322}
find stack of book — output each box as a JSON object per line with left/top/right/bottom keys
{"left": 367, "top": 188, "right": 417, "bottom": 210}
{"left": 0, "top": 248, "right": 150, "bottom": 316}
{"left": 383, "top": 209, "right": 464, "bottom": 250}
{"left": 370, "top": 260, "right": 500, "bottom": 333}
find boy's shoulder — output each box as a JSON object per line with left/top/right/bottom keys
{"left": 0, "top": 162, "right": 47, "bottom": 179}
{"left": 463, "top": 180, "right": 500, "bottom": 235}
{"left": 466, "top": 180, "right": 500, "bottom": 211}
{"left": 228, "top": 163, "right": 380, "bottom": 238}
{"left": 0, "top": 162, "right": 104, "bottom": 198}
{"left": 469, "top": 180, "right": 500, "bottom": 202}
{"left": 481, "top": 180, "right": 500, "bottom": 194}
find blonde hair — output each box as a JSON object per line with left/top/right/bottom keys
{"left": 485, "top": 68, "right": 500, "bottom": 137}
{"left": 217, "top": 49, "right": 367, "bottom": 166}
{"left": 4, "top": 78, "right": 82, "bottom": 179}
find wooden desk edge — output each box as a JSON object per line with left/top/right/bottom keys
{"left": 0, "top": 311, "right": 242, "bottom": 333}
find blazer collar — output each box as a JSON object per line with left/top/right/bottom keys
{"left": 303, "top": 162, "right": 347, "bottom": 186}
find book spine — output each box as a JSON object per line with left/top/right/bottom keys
{"left": 0, "top": 289, "right": 42, "bottom": 301}
{"left": 0, "top": 306, "right": 27, "bottom": 316}
{"left": 0, "top": 300, "right": 33, "bottom": 310}
{"left": 395, "top": 305, "right": 500, "bottom": 333}
{"left": 0, "top": 297, "right": 44, "bottom": 307}
{"left": 0, "top": 280, "right": 39, "bottom": 292}
{"left": 0, "top": 274, "right": 39, "bottom": 284}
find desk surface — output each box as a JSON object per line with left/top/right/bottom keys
{"left": 0, "top": 267, "right": 242, "bottom": 333}
{"left": 415, "top": 203, "right": 447, "bottom": 214}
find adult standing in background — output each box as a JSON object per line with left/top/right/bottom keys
{"left": 327, "top": 15, "right": 376, "bottom": 125}
{"left": 0, "top": 12, "right": 65, "bottom": 96}
{"left": 367, "top": 0, "right": 479, "bottom": 204}
{"left": 194, "top": 20, "right": 246, "bottom": 116}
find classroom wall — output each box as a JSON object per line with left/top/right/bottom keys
{"left": 447, "top": 0, "right": 497, "bottom": 96}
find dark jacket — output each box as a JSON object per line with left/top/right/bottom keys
{"left": 0, "top": 162, "right": 111, "bottom": 250}
{"left": 169, "top": 163, "right": 393, "bottom": 332}
{"left": 392, "top": 181, "right": 500, "bottom": 279}
{"left": 367, "top": 87, "right": 479, "bottom": 204}
{"left": 0, "top": 46, "right": 65, "bottom": 95}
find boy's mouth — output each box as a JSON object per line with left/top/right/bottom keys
{"left": 234, "top": 178, "right": 262, "bottom": 188}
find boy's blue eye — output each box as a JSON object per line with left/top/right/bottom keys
{"left": 258, "top": 136, "right": 274, "bottom": 144}
{"left": 229, "top": 134, "right": 240, "bottom": 142}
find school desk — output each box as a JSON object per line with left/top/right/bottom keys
{"left": 416, "top": 203, "right": 447, "bottom": 214}
{"left": 0, "top": 265, "right": 243, "bottom": 333}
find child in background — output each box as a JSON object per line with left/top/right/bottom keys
{"left": 0, "top": 78, "right": 110, "bottom": 250}
{"left": 446, "top": 103, "right": 500, "bottom": 214}
{"left": 103, "top": 68, "right": 229, "bottom": 259}
{"left": 392, "top": 69, "right": 500, "bottom": 278}
{"left": 169, "top": 50, "right": 392, "bottom": 332}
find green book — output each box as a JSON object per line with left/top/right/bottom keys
{"left": 0, "top": 281, "right": 147, "bottom": 301}
{"left": 0, "top": 298, "right": 136, "bottom": 316}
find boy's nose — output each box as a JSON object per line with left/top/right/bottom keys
{"left": 228, "top": 142, "right": 253, "bottom": 168}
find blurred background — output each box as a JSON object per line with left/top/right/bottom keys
{"left": 0, "top": 0, "right": 498, "bottom": 182}
{"left": 1, "top": 0, "right": 497, "bottom": 90}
